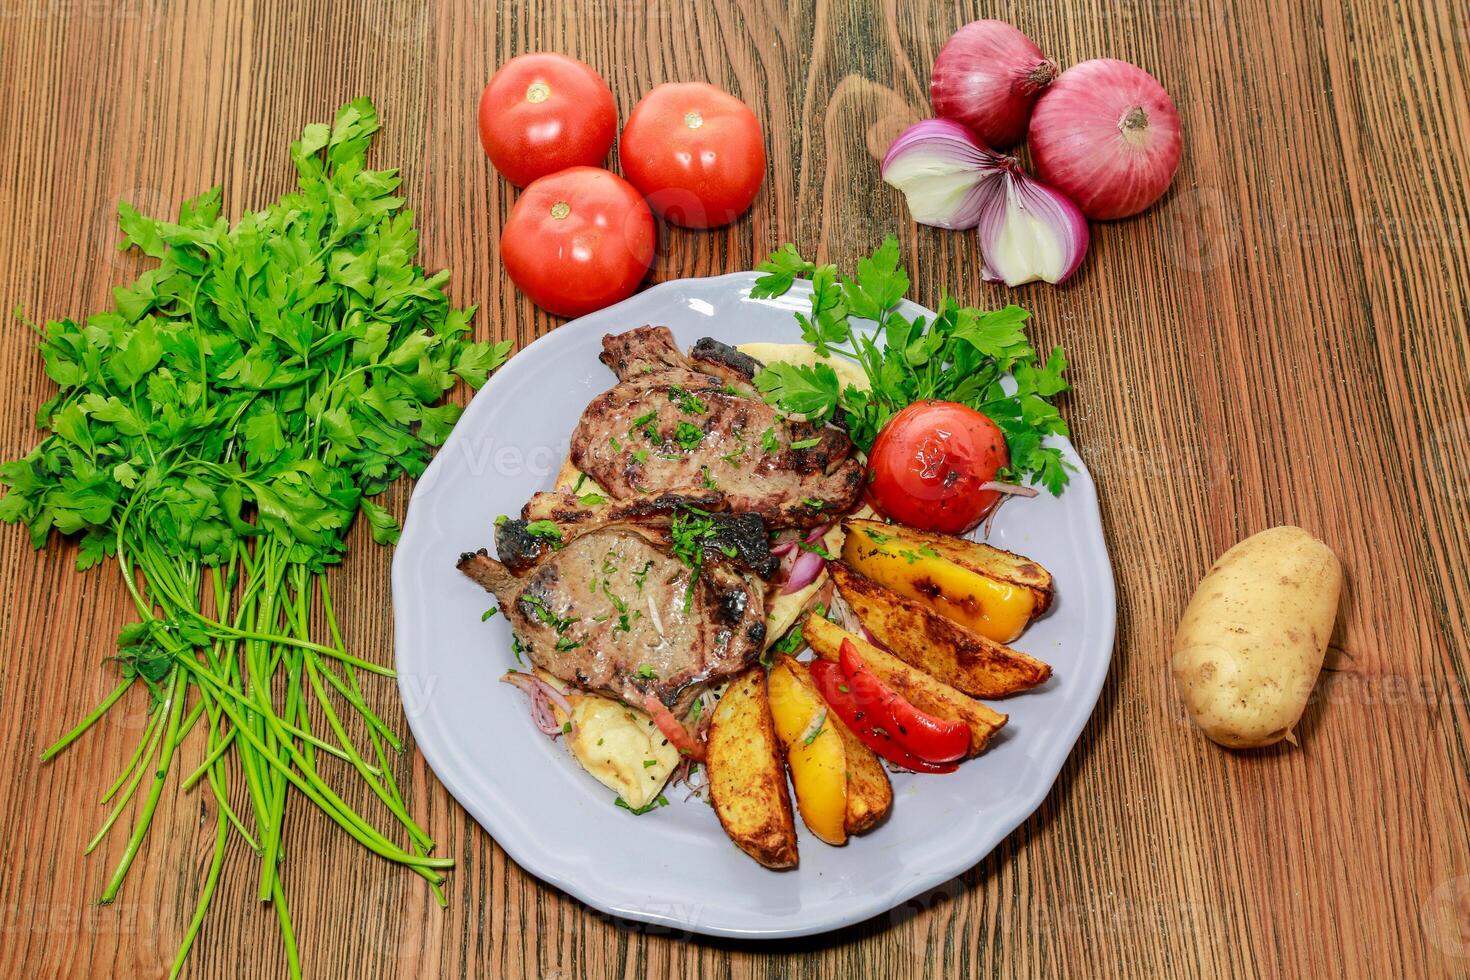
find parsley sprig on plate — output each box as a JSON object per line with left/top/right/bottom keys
{"left": 0, "top": 98, "right": 508, "bottom": 977}
{"left": 749, "top": 237, "right": 1073, "bottom": 493}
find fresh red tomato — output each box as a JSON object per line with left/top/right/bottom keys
{"left": 619, "top": 82, "right": 766, "bottom": 228}
{"left": 478, "top": 53, "right": 617, "bottom": 187}
{"left": 500, "top": 167, "right": 656, "bottom": 317}
{"left": 866, "top": 401, "right": 1010, "bottom": 534}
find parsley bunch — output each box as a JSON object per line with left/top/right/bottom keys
{"left": 749, "top": 236, "right": 1073, "bottom": 493}
{"left": 0, "top": 99, "right": 509, "bottom": 977}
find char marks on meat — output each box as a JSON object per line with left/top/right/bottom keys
{"left": 571, "top": 326, "right": 863, "bottom": 528}
{"left": 501, "top": 488, "right": 777, "bottom": 578}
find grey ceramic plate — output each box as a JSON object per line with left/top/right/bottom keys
{"left": 392, "top": 273, "right": 1115, "bottom": 939}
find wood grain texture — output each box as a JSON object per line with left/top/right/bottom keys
{"left": 2, "top": 0, "right": 1468, "bottom": 977}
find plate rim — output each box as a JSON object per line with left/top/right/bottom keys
{"left": 391, "top": 271, "right": 1116, "bottom": 939}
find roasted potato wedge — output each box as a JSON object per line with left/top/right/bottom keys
{"left": 831, "top": 562, "right": 1052, "bottom": 698}
{"left": 707, "top": 667, "right": 799, "bottom": 869}
{"left": 804, "top": 615, "right": 1007, "bottom": 757}
{"left": 768, "top": 656, "right": 848, "bottom": 845}
{"left": 826, "top": 702, "right": 893, "bottom": 834}
{"left": 841, "top": 518, "right": 1053, "bottom": 643}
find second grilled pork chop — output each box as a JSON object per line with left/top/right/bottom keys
{"left": 569, "top": 327, "right": 864, "bottom": 528}
{"left": 459, "top": 520, "right": 769, "bottom": 714}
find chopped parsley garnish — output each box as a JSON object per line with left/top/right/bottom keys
{"left": 669, "top": 385, "right": 708, "bottom": 415}
{"left": 520, "top": 594, "right": 575, "bottom": 633}
{"left": 798, "top": 539, "right": 834, "bottom": 560}
{"left": 642, "top": 759, "right": 658, "bottom": 768}
{"left": 670, "top": 508, "right": 722, "bottom": 611}
{"left": 481, "top": 607, "right": 498, "bottom": 622}
{"left": 771, "top": 626, "right": 806, "bottom": 657}
{"left": 578, "top": 492, "right": 607, "bottom": 506}
{"left": 803, "top": 716, "right": 827, "bottom": 745}
{"left": 632, "top": 448, "right": 649, "bottom": 464}
{"left": 863, "top": 527, "right": 893, "bottom": 545}
{"left": 616, "top": 794, "right": 669, "bottom": 815}
{"left": 701, "top": 465, "right": 718, "bottom": 490}
{"left": 636, "top": 664, "right": 657, "bottom": 678}
{"left": 562, "top": 721, "right": 572, "bottom": 734}
{"left": 802, "top": 497, "right": 825, "bottom": 509}
{"left": 721, "top": 445, "right": 746, "bottom": 465}
{"left": 633, "top": 559, "right": 654, "bottom": 592}
{"left": 609, "top": 435, "right": 622, "bottom": 453}
{"left": 523, "top": 519, "right": 563, "bottom": 545}
{"left": 674, "top": 421, "right": 705, "bottom": 451}
{"left": 790, "top": 436, "right": 822, "bottom": 450}
{"left": 554, "top": 636, "right": 583, "bottom": 652}
{"left": 760, "top": 427, "right": 780, "bottom": 454}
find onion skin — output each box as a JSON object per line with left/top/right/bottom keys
{"left": 930, "top": 20, "right": 1058, "bottom": 150}
{"left": 1029, "top": 58, "right": 1183, "bottom": 220}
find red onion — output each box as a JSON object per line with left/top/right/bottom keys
{"left": 978, "top": 480, "right": 1040, "bottom": 497}
{"left": 1028, "top": 58, "right": 1183, "bottom": 220}
{"left": 930, "top": 20, "right": 1057, "bottom": 150}
{"left": 502, "top": 671, "right": 575, "bottom": 737}
{"left": 881, "top": 119, "right": 992, "bottom": 229}
{"left": 782, "top": 551, "right": 826, "bottom": 594}
{"left": 883, "top": 120, "right": 1089, "bottom": 285}
{"left": 973, "top": 156, "right": 1090, "bottom": 286}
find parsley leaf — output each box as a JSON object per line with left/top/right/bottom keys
{"left": 748, "top": 236, "right": 1073, "bottom": 492}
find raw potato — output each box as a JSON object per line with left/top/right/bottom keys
{"left": 831, "top": 562, "right": 1052, "bottom": 698}
{"left": 841, "top": 519, "right": 1052, "bottom": 644}
{"left": 707, "top": 667, "right": 799, "bottom": 868}
{"left": 1171, "top": 525, "right": 1342, "bottom": 749}
{"left": 804, "top": 615, "right": 1007, "bottom": 757}
{"left": 767, "top": 656, "right": 849, "bottom": 846}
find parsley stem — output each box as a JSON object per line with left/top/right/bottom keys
{"left": 101, "top": 668, "right": 185, "bottom": 901}
{"left": 87, "top": 707, "right": 167, "bottom": 850}
{"left": 40, "top": 677, "right": 133, "bottom": 762}
{"left": 169, "top": 796, "right": 227, "bottom": 980}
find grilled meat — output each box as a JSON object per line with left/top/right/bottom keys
{"left": 501, "top": 488, "right": 777, "bottom": 578}
{"left": 459, "top": 523, "right": 768, "bottom": 713}
{"left": 569, "top": 326, "right": 864, "bottom": 528}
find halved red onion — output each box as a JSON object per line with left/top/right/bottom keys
{"left": 883, "top": 120, "right": 1090, "bottom": 286}
{"left": 881, "top": 119, "right": 994, "bottom": 229}
{"left": 974, "top": 157, "right": 1091, "bottom": 286}
{"left": 769, "top": 540, "right": 797, "bottom": 557}
{"left": 805, "top": 522, "right": 833, "bottom": 545}
{"left": 782, "top": 551, "right": 827, "bottom": 594}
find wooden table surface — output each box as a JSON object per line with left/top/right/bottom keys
{"left": 3, "top": 1, "right": 1468, "bottom": 977}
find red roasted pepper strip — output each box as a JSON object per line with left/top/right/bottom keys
{"left": 807, "top": 659, "right": 957, "bottom": 773}
{"left": 838, "top": 640, "right": 970, "bottom": 763}
{"left": 643, "top": 694, "right": 706, "bottom": 762}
